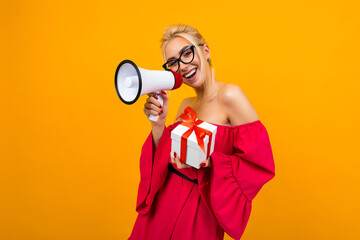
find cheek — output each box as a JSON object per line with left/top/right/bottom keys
{"left": 192, "top": 57, "right": 202, "bottom": 67}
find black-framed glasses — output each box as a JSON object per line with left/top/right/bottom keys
{"left": 162, "top": 44, "right": 204, "bottom": 72}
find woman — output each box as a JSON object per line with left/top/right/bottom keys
{"left": 129, "top": 24, "right": 275, "bottom": 240}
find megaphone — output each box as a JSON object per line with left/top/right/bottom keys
{"left": 115, "top": 60, "right": 183, "bottom": 122}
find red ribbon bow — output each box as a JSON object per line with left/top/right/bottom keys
{"left": 176, "top": 107, "right": 213, "bottom": 164}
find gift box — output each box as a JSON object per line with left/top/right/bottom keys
{"left": 170, "top": 107, "right": 217, "bottom": 169}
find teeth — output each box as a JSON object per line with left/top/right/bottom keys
{"left": 185, "top": 69, "right": 196, "bottom": 78}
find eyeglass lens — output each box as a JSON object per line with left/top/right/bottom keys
{"left": 165, "top": 46, "right": 194, "bottom": 72}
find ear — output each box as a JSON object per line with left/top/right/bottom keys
{"left": 203, "top": 43, "right": 210, "bottom": 59}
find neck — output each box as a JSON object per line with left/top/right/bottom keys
{"left": 193, "top": 77, "right": 222, "bottom": 102}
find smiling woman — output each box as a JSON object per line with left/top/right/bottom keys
{"left": 130, "top": 24, "right": 276, "bottom": 240}
{"left": 161, "top": 25, "right": 215, "bottom": 90}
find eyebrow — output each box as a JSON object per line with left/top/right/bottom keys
{"left": 167, "top": 45, "right": 191, "bottom": 61}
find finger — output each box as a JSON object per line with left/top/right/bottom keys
{"left": 173, "top": 152, "right": 181, "bottom": 169}
{"left": 144, "top": 102, "right": 162, "bottom": 113}
{"left": 200, "top": 157, "right": 212, "bottom": 168}
{"left": 173, "top": 152, "right": 185, "bottom": 169}
{"left": 146, "top": 96, "right": 162, "bottom": 108}
{"left": 170, "top": 152, "right": 175, "bottom": 163}
{"left": 160, "top": 91, "right": 169, "bottom": 101}
{"left": 146, "top": 95, "right": 159, "bottom": 103}
{"left": 146, "top": 95, "right": 159, "bottom": 102}
{"left": 147, "top": 92, "right": 157, "bottom": 97}
{"left": 200, "top": 158, "right": 209, "bottom": 167}
{"left": 144, "top": 106, "right": 161, "bottom": 116}
{"left": 182, "top": 162, "right": 191, "bottom": 168}
{"left": 176, "top": 160, "right": 185, "bottom": 169}
{"left": 174, "top": 154, "right": 191, "bottom": 169}
{"left": 160, "top": 90, "right": 167, "bottom": 96}
{"left": 200, "top": 161, "right": 207, "bottom": 168}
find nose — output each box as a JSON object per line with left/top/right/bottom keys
{"left": 178, "top": 61, "right": 187, "bottom": 73}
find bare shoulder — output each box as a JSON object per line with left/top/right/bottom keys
{"left": 174, "top": 97, "right": 196, "bottom": 122}
{"left": 218, "top": 83, "right": 244, "bottom": 102}
{"left": 218, "top": 83, "right": 259, "bottom": 125}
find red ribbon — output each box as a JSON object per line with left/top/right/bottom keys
{"left": 176, "top": 107, "right": 213, "bottom": 164}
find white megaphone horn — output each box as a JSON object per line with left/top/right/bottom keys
{"left": 115, "top": 60, "right": 183, "bottom": 122}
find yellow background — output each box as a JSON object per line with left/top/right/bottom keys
{"left": 1, "top": 0, "right": 359, "bottom": 239}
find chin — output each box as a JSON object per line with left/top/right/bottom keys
{"left": 190, "top": 81, "right": 204, "bottom": 89}
{"left": 184, "top": 80, "right": 200, "bottom": 89}
{"left": 185, "top": 76, "right": 205, "bottom": 88}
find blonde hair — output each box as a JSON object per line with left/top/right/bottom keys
{"left": 160, "top": 24, "right": 215, "bottom": 91}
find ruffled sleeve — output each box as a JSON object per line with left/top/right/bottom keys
{"left": 209, "top": 120, "right": 275, "bottom": 240}
{"left": 135, "top": 124, "right": 177, "bottom": 214}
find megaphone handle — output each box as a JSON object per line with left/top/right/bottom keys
{"left": 148, "top": 91, "right": 164, "bottom": 122}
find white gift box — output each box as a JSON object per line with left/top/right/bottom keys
{"left": 171, "top": 120, "right": 217, "bottom": 169}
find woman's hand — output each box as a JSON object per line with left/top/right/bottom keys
{"left": 170, "top": 152, "right": 212, "bottom": 169}
{"left": 200, "top": 157, "right": 212, "bottom": 168}
{"left": 143, "top": 90, "right": 169, "bottom": 126}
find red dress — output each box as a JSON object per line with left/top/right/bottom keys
{"left": 128, "top": 120, "right": 275, "bottom": 240}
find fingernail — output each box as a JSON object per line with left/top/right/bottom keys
{"left": 160, "top": 105, "right": 162, "bottom": 108}
{"left": 161, "top": 90, "right": 167, "bottom": 95}
{"left": 200, "top": 163, "right": 206, "bottom": 167}
{"left": 160, "top": 110, "right": 163, "bottom": 114}
{"left": 174, "top": 152, "right": 177, "bottom": 158}
{"left": 154, "top": 95, "right": 158, "bottom": 99}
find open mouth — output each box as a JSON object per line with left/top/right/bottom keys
{"left": 183, "top": 68, "right": 197, "bottom": 79}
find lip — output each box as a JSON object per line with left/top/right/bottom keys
{"left": 182, "top": 68, "right": 197, "bottom": 78}
{"left": 184, "top": 68, "right": 198, "bottom": 82}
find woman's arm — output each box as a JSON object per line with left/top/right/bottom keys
{"left": 143, "top": 91, "right": 169, "bottom": 148}
{"left": 151, "top": 123, "right": 166, "bottom": 148}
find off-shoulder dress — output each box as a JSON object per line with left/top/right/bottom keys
{"left": 128, "top": 119, "right": 275, "bottom": 240}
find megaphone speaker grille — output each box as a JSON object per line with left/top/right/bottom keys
{"left": 115, "top": 60, "right": 142, "bottom": 105}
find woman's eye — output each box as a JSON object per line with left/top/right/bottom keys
{"left": 183, "top": 49, "right": 192, "bottom": 57}
{"left": 169, "top": 61, "right": 177, "bottom": 67}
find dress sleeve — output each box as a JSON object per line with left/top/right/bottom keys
{"left": 209, "top": 121, "right": 275, "bottom": 240}
{"left": 135, "top": 124, "right": 174, "bottom": 214}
